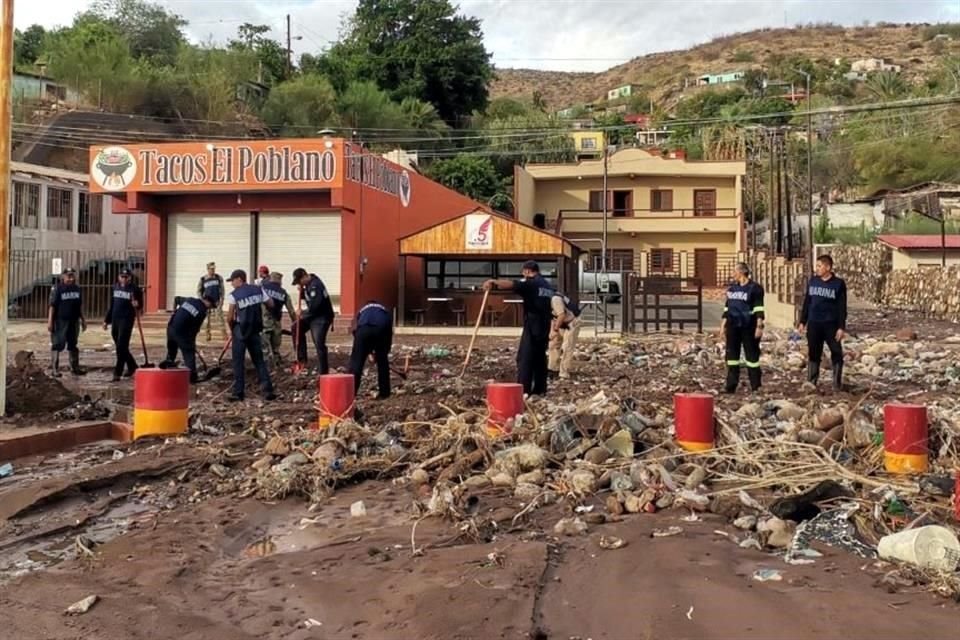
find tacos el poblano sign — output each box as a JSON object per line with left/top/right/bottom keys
{"left": 89, "top": 140, "right": 342, "bottom": 193}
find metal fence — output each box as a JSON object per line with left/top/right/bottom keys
{"left": 8, "top": 249, "right": 147, "bottom": 319}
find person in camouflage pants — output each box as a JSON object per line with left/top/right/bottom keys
{"left": 261, "top": 272, "right": 297, "bottom": 366}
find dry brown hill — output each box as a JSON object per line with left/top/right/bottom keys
{"left": 491, "top": 23, "right": 960, "bottom": 111}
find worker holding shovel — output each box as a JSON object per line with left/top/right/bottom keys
{"left": 483, "top": 260, "right": 555, "bottom": 396}
{"left": 159, "top": 294, "right": 215, "bottom": 383}
{"left": 348, "top": 301, "right": 393, "bottom": 400}
{"left": 261, "top": 271, "right": 297, "bottom": 367}
{"left": 48, "top": 267, "right": 87, "bottom": 378}
{"left": 102, "top": 268, "right": 143, "bottom": 382}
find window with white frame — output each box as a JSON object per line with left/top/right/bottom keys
{"left": 78, "top": 192, "right": 103, "bottom": 234}
{"left": 12, "top": 181, "right": 40, "bottom": 228}
{"left": 46, "top": 187, "right": 73, "bottom": 231}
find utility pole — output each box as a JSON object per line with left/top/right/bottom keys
{"left": 783, "top": 129, "right": 794, "bottom": 260}
{"left": 0, "top": 0, "right": 13, "bottom": 416}
{"left": 601, "top": 143, "right": 609, "bottom": 320}
{"left": 286, "top": 14, "right": 292, "bottom": 78}
{"left": 775, "top": 130, "right": 784, "bottom": 255}
{"left": 767, "top": 128, "right": 775, "bottom": 254}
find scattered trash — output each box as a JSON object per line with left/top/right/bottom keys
{"left": 598, "top": 536, "right": 627, "bottom": 550}
{"left": 554, "top": 517, "right": 588, "bottom": 537}
{"left": 652, "top": 526, "right": 683, "bottom": 538}
{"left": 64, "top": 595, "right": 99, "bottom": 615}
{"left": 878, "top": 525, "right": 960, "bottom": 572}
{"left": 0, "top": 462, "right": 13, "bottom": 478}
{"left": 752, "top": 569, "right": 783, "bottom": 582}
{"left": 111, "top": 450, "right": 125, "bottom": 461}
{"left": 350, "top": 501, "right": 367, "bottom": 518}
{"left": 304, "top": 618, "right": 323, "bottom": 628}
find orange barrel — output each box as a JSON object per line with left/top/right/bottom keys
{"left": 674, "top": 392, "right": 715, "bottom": 452}
{"left": 133, "top": 369, "right": 190, "bottom": 440}
{"left": 317, "top": 374, "right": 355, "bottom": 429}
{"left": 487, "top": 383, "right": 524, "bottom": 438}
{"left": 883, "top": 403, "right": 928, "bottom": 474}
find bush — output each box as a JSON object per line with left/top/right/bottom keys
{"left": 922, "top": 23, "right": 960, "bottom": 41}
{"left": 732, "top": 49, "right": 755, "bottom": 63}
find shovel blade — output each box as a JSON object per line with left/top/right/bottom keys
{"left": 202, "top": 366, "right": 222, "bottom": 381}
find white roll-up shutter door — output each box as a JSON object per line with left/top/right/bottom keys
{"left": 257, "top": 212, "right": 342, "bottom": 305}
{"left": 166, "top": 213, "right": 252, "bottom": 309}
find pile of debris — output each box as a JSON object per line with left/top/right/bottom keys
{"left": 4, "top": 351, "right": 79, "bottom": 417}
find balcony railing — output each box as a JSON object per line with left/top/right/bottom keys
{"left": 554, "top": 208, "right": 738, "bottom": 233}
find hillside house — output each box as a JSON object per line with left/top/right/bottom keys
{"left": 607, "top": 84, "right": 642, "bottom": 101}
{"left": 876, "top": 235, "right": 960, "bottom": 269}
{"left": 570, "top": 130, "right": 606, "bottom": 159}
{"left": 12, "top": 71, "right": 78, "bottom": 104}
{"left": 880, "top": 182, "right": 960, "bottom": 221}
{"left": 696, "top": 71, "right": 745, "bottom": 86}
{"left": 514, "top": 148, "right": 745, "bottom": 287}
{"left": 850, "top": 58, "right": 901, "bottom": 74}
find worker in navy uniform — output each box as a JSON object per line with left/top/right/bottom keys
{"left": 261, "top": 271, "right": 297, "bottom": 366}
{"left": 102, "top": 268, "right": 143, "bottom": 382}
{"left": 483, "top": 260, "right": 556, "bottom": 396}
{"left": 799, "top": 254, "right": 848, "bottom": 390}
{"left": 348, "top": 300, "right": 394, "bottom": 399}
{"left": 48, "top": 267, "right": 87, "bottom": 377}
{"left": 292, "top": 267, "right": 336, "bottom": 374}
{"left": 720, "top": 262, "right": 765, "bottom": 393}
{"left": 159, "top": 294, "right": 215, "bottom": 383}
{"left": 197, "top": 261, "right": 227, "bottom": 342}
{"left": 225, "top": 269, "right": 276, "bottom": 402}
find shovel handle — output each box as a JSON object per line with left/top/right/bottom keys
{"left": 135, "top": 313, "right": 152, "bottom": 365}
{"left": 460, "top": 287, "right": 489, "bottom": 378}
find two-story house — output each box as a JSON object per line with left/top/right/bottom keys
{"left": 514, "top": 148, "right": 745, "bottom": 287}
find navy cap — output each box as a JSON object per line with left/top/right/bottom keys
{"left": 229, "top": 269, "right": 247, "bottom": 281}
{"left": 62, "top": 267, "right": 76, "bottom": 275}
{"left": 521, "top": 260, "right": 540, "bottom": 272}
{"left": 119, "top": 268, "right": 133, "bottom": 276}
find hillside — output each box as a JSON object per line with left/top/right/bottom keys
{"left": 490, "top": 23, "right": 960, "bottom": 111}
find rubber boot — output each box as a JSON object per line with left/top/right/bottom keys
{"left": 747, "top": 367, "right": 762, "bottom": 392}
{"left": 832, "top": 361, "right": 844, "bottom": 391}
{"left": 50, "top": 351, "right": 62, "bottom": 378}
{"left": 69, "top": 350, "right": 87, "bottom": 376}
{"left": 807, "top": 361, "right": 820, "bottom": 385}
{"left": 723, "top": 366, "right": 739, "bottom": 393}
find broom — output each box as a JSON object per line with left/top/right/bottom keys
{"left": 455, "top": 288, "right": 489, "bottom": 392}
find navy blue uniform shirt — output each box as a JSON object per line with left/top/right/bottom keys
{"left": 49, "top": 283, "right": 82, "bottom": 322}
{"left": 722, "top": 280, "right": 765, "bottom": 328}
{"left": 800, "top": 275, "right": 848, "bottom": 329}
{"left": 513, "top": 275, "right": 555, "bottom": 337}
{"left": 228, "top": 284, "right": 267, "bottom": 338}
{"left": 105, "top": 283, "right": 143, "bottom": 325}
{"left": 198, "top": 274, "right": 224, "bottom": 304}
{"left": 304, "top": 275, "right": 335, "bottom": 320}
{"left": 169, "top": 297, "right": 208, "bottom": 338}
{"left": 356, "top": 302, "right": 392, "bottom": 330}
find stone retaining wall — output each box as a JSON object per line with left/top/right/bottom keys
{"left": 823, "top": 243, "right": 891, "bottom": 304}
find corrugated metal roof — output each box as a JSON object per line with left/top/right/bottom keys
{"left": 876, "top": 234, "right": 960, "bottom": 250}
{"left": 10, "top": 161, "right": 88, "bottom": 184}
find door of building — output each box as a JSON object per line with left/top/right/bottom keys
{"left": 165, "top": 213, "right": 253, "bottom": 309}
{"left": 256, "top": 213, "right": 342, "bottom": 306}
{"left": 694, "top": 248, "right": 717, "bottom": 287}
{"left": 693, "top": 189, "right": 717, "bottom": 217}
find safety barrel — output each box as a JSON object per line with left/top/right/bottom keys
{"left": 674, "top": 392, "right": 715, "bottom": 452}
{"left": 317, "top": 374, "right": 355, "bottom": 429}
{"left": 487, "top": 383, "right": 524, "bottom": 438}
{"left": 883, "top": 403, "right": 928, "bottom": 474}
{"left": 133, "top": 369, "right": 190, "bottom": 439}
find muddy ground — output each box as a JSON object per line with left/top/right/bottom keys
{"left": 1, "top": 306, "right": 959, "bottom": 640}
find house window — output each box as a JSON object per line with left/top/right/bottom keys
{"left": 588, "top": 190, "right": 605, "bottom": 212}
{"left": 580, "top": 137, "right": 597, "bottom": 150}
{"left": 586, "top": 249, "right": 634, "bottom": 272}
{"left": 650, "top": 248, "right": 674, "bottom": 273}
{"left": 46, "top": 187, "right": 73, "bottom": 231}
{"left": 426, "top": 260, "right": 557, "bottom": 289}
{"left": 78, "top": 192, "right": 103, "bottom": 234}
{"left": 651, "top": 189, "right": 674, "bottom": 212}
{"left": 12, "top": 181, "right": 40, "bottom": 229}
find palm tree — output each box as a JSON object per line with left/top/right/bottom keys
{"left": 865, "top": 71, "right": 907, "bottom": 102}
{"left": 400, "top": 97, "right": 449, "bottom": 137}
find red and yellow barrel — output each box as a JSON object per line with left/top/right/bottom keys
{"left": 317, "top": 374, "right": 355, "bottom": 429}
{"left": 487, "top": 383, "right": 524, "bottom": 438}
{"left": 883, "top": 403, "right": 928, "bottom": 474}
{"left": 674, "top": 392, "right": 715, "bottom": 452}
{"left": 133, "top": 369, "right": 190, "bottom": 439}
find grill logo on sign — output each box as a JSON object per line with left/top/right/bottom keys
{"left": 92, "top": 146, "right": 138, "bottom": 192}
{"left": 465, "top": 214, "right": 493, "bottom": 250}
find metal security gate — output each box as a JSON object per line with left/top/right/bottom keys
{"left": 8, "top": 249, "right": 146, "bottom": 319}
{"left": 622, "top": 275, "right": 703, "bottom": 333}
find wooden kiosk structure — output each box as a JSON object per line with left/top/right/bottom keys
{"left": 397, "top": 209, "right": 582, "bottom": 326}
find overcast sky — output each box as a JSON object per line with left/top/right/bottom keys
{"left": 18, "top": 0, "right": 960, "bottom": 72}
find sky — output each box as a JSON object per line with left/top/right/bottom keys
{"left": 16, "top": 0, "right": 960, "bottom": 72}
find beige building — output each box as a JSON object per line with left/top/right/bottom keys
{"left": 877, "top": 234, "right": 960, "bottom": 270}
{"left": 513, "top": 148, "right": 745, "bottom": 286}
